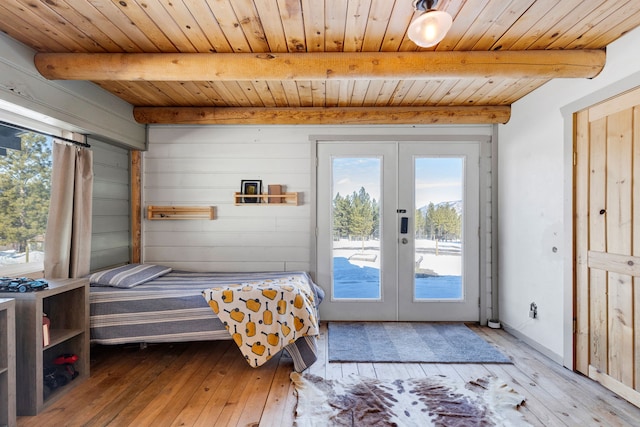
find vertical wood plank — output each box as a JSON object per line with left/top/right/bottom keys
{"left": 130, "top": 150, "right": 141, "bottom": 264}
{"left": 297, "top": 80, "right": 314, "bottom": 106}
{"left": 300, "top": 0, "right": 325, "bottom": 52}
{"left": 343, "top": 0, "right": 372, "bottom": 52}
{"left": 361, "top": 0, "right": 394, "bottom": 51}
{"left": 252, "top": 0, "right": 288, "bottom": 53}
{"left": 103, "top": 0, "right": 170, "bottom": 52}
{"left": 569, "top": 3, "right": 640, "bottom": 50}
{"left": 311, "top": 80, "right": 327, "bottom": 107}
{"left": 43, "top": 0, "right": 127, "bottom": 52}
{"left": 204, "top": 0, "right": 253, "bottom": 53}
{"left": 131, "top": 0, "right": 198, "bottom": 52}
{"left": 634, "top": 105, "right": 640, "bottom": 392}
{"left": 574, "top": 110, "right": 590, "bottom": 374}
{"left": 0, "top": 1, "right": 99, "bottom": 52}
{"left": 453, "top": 0, "right": 518, "bottom": 51}
{"left": 506, "top": 0, "right": 585, "bottom": 50}
{"left": 588, "top": 117, "right": 608, "bottom": 373}
{"left": 183, "top": 1, "right": 233, "bottom": 52}
{"left": 265, "top": 81, "right": 290, "bottom": 106}
{"left": 605, "top": 109, "right": 634, "bottom": 386}
{"left": 379, "top": 0, "right": 414, "bottom": 52}
{"left": 471, "top": 0, "right": 536, "bottom": 50}
{"left": 325, "top": 0, "right": 348, "bottom": 52}
{"left": 229, "top": 0, "right": 271, "bottom": 52}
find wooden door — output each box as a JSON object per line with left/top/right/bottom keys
{"left": 575, "top": 86, "right": 640, "bottom": 406}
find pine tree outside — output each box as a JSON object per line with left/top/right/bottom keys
{"left": 0, "top": 129, "right": 52, "bottom": 275}
{"left": 330, "top": 155, "right": 464, "bottom": 300}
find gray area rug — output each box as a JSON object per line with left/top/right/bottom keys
{"left": 328, "top": 322, "right": 512, "bottom": 363}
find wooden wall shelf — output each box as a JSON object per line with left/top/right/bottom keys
{"left": 234, "top": 192, "right": 298, "bottom": 205}
{"left": 147, "top": 206, "right": 215, "bottom": 220}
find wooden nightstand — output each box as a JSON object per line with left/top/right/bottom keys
{"left": 0, "top": 278, "right": 89, "bottom": 416}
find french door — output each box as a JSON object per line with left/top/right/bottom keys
{"left": 316, "top": 141, "right": 479, "bottom": 321}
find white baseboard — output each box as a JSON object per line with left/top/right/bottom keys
{"left": 501, "top": 322, "right": 564, "bottom": 366}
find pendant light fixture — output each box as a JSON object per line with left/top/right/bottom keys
{"left": 407, "top": 0, "right": 453, "bottom": 48}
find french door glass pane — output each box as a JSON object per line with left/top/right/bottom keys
{"left": 331, "top": 157, "right": 381, "bottom": 300}
{"left": 414, "top": 157, "right": 463, "bottom": 300}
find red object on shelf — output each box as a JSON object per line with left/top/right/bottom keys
{"left": 54, "top": 354, "right": 79, "bottom": 365}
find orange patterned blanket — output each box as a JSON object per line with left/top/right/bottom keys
{"left": 202, "top": 273, "right": 320, "bottom": 369}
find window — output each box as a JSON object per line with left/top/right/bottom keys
{"left": 0, "top": 124, "right": 52, "bottom": 276}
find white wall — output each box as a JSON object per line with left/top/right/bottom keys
{"left": 498, "top": 26, "right": 640, "bottom": 364}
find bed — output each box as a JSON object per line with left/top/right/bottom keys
{"left": 89, "top": 265, "right": 324, "bottom": 372}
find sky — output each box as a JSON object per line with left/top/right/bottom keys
{"left": 332, "top": 156, "right": 463, "bottom": 209}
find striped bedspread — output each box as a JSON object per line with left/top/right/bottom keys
{"left": 90, "top": 270, "right": 323, "bottom": 371}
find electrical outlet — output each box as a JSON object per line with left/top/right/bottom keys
{"left": 529, "top": 302, "right": 538, "bottom": 319}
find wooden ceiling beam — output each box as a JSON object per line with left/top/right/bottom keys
{"left": 35, "top": 50, "right": 605, "bottom": 81}
{"left": 132, "top": 106, "right": 512, "bottom": 125}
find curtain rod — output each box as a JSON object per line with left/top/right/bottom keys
{"left": 0, "top": 120, "right": 91, "bottom": 148}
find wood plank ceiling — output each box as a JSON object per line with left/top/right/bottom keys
{"left": 1, "top": 0, "right": 640, "bottom": 125}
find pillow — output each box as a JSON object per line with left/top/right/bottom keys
{"left": 89, "top": 264, "right": 172, "bottom": 288}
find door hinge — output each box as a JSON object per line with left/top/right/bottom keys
{"left": 573, "top": 151, "right": 577, "bottom": 166}
{"left": 573, "top": 318, "right": 577, "bottom": 334}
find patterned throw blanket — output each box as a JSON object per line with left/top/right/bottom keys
{"left": 202, "top": 273, "right": 320, "bottom": 371}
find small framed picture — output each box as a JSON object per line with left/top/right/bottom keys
{"left": 241, "top": 180, "right": 262, "bottom": 203}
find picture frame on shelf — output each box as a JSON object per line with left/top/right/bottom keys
{"left": 241, "top": 180, "right": 262, "bottom": 203}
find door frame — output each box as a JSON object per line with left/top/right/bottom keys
{"left": 309, "top": 133, "right": 494, "bottom": 324}
{"left": 561, "top": 73, "right": 640, "bottom": 369}
{"left": 573, "top": 86, "right": 640, "bottom": 405}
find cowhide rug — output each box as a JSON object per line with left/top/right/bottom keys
{"left": 291, "top": 372, "right": 530, "bottom": 427}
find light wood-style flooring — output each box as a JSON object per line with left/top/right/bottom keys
{"left": 17, "top": 323, "right": 640, "bottom": 426}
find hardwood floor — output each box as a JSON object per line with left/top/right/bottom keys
{"left": 17, "top": 323, "right": 640, "bottom": 426}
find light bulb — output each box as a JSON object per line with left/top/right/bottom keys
{"left": 408, "top": 10, "right": 452, "bottom": 48}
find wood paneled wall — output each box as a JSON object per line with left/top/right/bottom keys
{"left": 143, "top": 126, "right": 313, "bottom": 272}
{"left": 90, "top": 138, "right": 131, "bottom": 271}
{"left": 142, "top": 125, "right": 496, "bottom": 303}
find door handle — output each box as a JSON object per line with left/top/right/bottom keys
{"left": 401, "top": 237, "right": 408, "bottom": 244}
{"left": 400, "top": 217, "right": 408, "bottom": 234}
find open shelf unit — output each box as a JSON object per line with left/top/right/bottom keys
{"left": 0, "top": 298, "right": 16, "bottom": 427}
{"left": 0, "top": 278, "right": 89, "bottom": 416}
{"left": 147, "top": 205, "right": 216, "bottom": 220}
{"left": 233, "top": 192, "right": 298, "bottom": 205}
